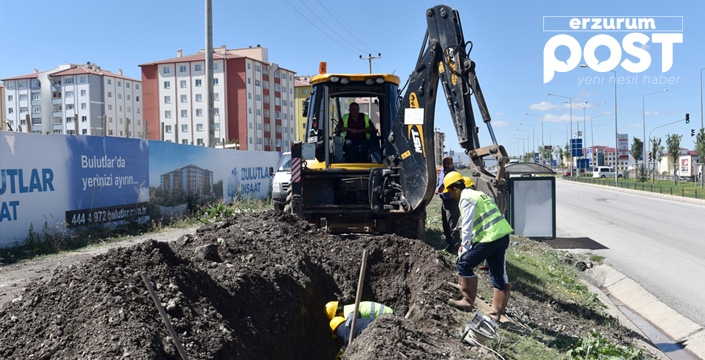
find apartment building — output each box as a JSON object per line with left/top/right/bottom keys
{"left": 139, "top": 45, "right": 296, "bottom": 151}
{"left": 294, "top": 76, "right": 312, "bottom": 143}
{"left": 2, "top": 63, "right": 143, "bottom": 137}
{"left": 0, "top": 84, "right": 5, "bottom": 130}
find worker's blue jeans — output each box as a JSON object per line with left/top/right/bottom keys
{"left": 456, "top": 234, "right": 509, "bottom": 290}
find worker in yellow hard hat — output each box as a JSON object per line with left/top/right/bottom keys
{"left": 443, "top": 170, "right": 513, "bottom": 321}
{"left": 324, "top": 300, "right": 393, "bottom": 320}
{"left": 330, "top": 315, "right": 376, "bottom": 345}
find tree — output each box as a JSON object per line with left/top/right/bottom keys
{"left": 554, "top": 146, "right": 565, "bottom": 167}
{"left": 666, "top": 134, "right": 682, "bottom": 185}
{"left": 650, "top": 137, "right": 663, "bottom": 183}
{"left": 695, "top": 128, "right": 705, "bottom": 188}
{"left": 630, "top": 137, "right": 645, "bottom": 181}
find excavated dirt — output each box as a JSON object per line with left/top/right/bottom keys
{"left": 0, "top": 211, "right": 660, "bottom": 359}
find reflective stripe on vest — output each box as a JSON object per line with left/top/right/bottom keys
{"left": 342, "top": 113, "right": 371, "bottom": 140}
{"left": 462, "top": 189, "right": 513, "bottom": 243}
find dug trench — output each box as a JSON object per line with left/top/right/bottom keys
{"left": 0, "top": 211, "right": 660, "bottom": 359}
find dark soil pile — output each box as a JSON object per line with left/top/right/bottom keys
{"left": 0, "top": 211, "right": 656, "bottom": 359}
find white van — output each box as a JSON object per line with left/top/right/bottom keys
{"left": 270, "top": 152, "right": 291, "bottom": 211}
{"left": 592, "top": 166, "right": 622, "bottom": 178}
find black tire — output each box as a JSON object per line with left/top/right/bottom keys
{"left": 394, "top": 209, "right": 427, "bottom": 240}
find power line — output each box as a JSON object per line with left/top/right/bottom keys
{"left": 315, "top": 0, "right": 375, "bottom": 53}
{"left": 297, "top": 0, "right": 366, "bottom": 54}
{"left": 283, "top": 0, "right": 358, "bottom": 54}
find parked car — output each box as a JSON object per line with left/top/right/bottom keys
{"left": 270, "top": 152, "right": 292, "bottom": 211}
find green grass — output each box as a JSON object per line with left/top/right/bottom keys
{"left": 426, "top": 193, "right": 644, "bottom": 359}
{"left": 567, "top": 175, "right": 705, "bottom": 200}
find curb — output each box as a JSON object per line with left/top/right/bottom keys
{"left": 585, "top": 264, "right": 705, "bottom": 360}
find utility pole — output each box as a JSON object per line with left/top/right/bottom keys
{"left": 359, "top": 53, "right": 382, "bottom": 74}
{"left": 205, "top": 0, "right": 215, "bottom": 147}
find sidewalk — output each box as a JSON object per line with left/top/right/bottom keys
{"left": 585, "top": 264, "right": 705, "bottom": 360}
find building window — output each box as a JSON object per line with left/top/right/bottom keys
{"left": 248, "top": 78, "right": 251, "bottom": 84}
{"left": 164, "top": 81, "right": 171, "bottom": 89}
{"left": 181, "top": 110, "right": 187, "bottom": 117}
{"left": 163, "top": 67, "right": 170, "bottom": 74}
{"left": 66, "top": 104, "right": 74, "bottom": 110}
{"left": 81, "top": 103, "right": 86, "bottom": 109}
{"left": 255, "top": 80, "right": 260, "bottom": 87}
{"left": 275, "top": 98, "right": 281, "bottom": 106}
{"left": 80, "top": 89, "right": 86, "bottom": 96}
{"left": 214, "top": 93, "right": 219, "bottom": 101}
{"left": 164, "top": 96, "right": 171, "bottom": 103}
{"left": 127, "top": 95, "right": 131, "bottom": 100}
{"left": 117, "top": 81, "right": 121, "bottom": 87}
{"left": 32, "top": 106, "right": 41, "bottom": 113}
{"left": 197, "top": 138, "right": 204, "bottom": 146}
{"left": 214, "top": 63, "right": 219, "bottom": 70}
{"left": 248, "top": 93, "right": 251, "bottom": 99}
{"left": 255, "top": 64, "right": 260, "bottom": 72}
{"left": 82, "top": 116, "right": 87, "bottom": 122}
{"left": 180, "top": 80, "right": 187, "bottom": 88}
{"left": 214, "top": 108, "right": 219, "bottom": 115}
{"left": 256, "top": 94, "right": 261, "bottom": 101}
{"left": 265, "top": 138, "right": 270, "bottom": 146}
{"left": 249, "top": 107, "right": 252, "bottom": 114}
{"left": 195, "top": 79, "right": 202, "bottom": 87}
{"left": 181, "top": 95, "right": 187, "bottom": 103}
{"left": 196, "top": 124, "right": 204, "bottom": 132}
{"left": 196, "top": 109, "right": 203, "bottom": 116}
{"left": 165, "top": 110, "right": 172, "bottom": 118}
{"left": 19, "top": 94, "right": 28, "bottom": 101}
{"left": 117, "top": 93, "right": 122, "bottom": 99}
{"left": 7, "top": 95, "right": 13, "bottom": 101}
{"left": 65, "top": 78, "right": 74, "bottom": 84}
{"left": 196, "top": 94, "right": 202, "bottom": 102}
{"left": 136, "top": 96, "right": 140, "bottom": 101}
{"left": 126, "top": 83, "right": 130, "bottom": 88}
{"left": 180, "top": 65, "right": 187, "bottom": 72}
{"left": 107, "top": 79, "right": 111, "bottom": 85}
{"left": 8, "top": 108, "right": 13, "bottom": 114}
{"left": 181, "top": 124, "right": 188, "bottom": 132}
{"left": 165, "top": 125, "right": 172, "bottom": 133}
{"left": 213, "top": 78, "right": 219, "bottom": 85}
{"left": 136, "top": 84, "right": 140, "bottom": 90}
{"left": 80, "top": 76, "right": 86, "bottom": 83}
{"left": 181, "top": 139, "right": 188, "bottom": 144}
{"left": 195, "top": 64, "right": 202, "bottom": 71}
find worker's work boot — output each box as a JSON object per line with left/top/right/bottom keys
{"left": 489, "top": 283, "right": 510, "bottom": 322}
{"left": 448, "top": 276, "right": 477, "bottom": 311}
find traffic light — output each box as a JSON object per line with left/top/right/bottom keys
{"left": 686, "top": 113, "right": 690, "bottom": 124}
{"left": 692, "top": 129, "right": 696, "bottom": 136}
{"left": 648, "top": 151, "right": 652, "bottom": 160}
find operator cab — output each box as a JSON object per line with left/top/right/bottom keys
{"left": 303, "top": 74, "right": 401, "bottom": 168}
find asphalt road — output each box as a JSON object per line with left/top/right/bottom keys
{"left": 555, "top": 179, "right": 705, "bottom": 328}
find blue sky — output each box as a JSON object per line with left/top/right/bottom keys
{"left": 1, "top": 0, "right": 703, "bottom": 158}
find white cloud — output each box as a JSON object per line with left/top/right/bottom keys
{"left": 528, "top": 101, "right": 554, "bottom": 111}
{"left": 493, "top": 120, "right": 512, "bottom": 128}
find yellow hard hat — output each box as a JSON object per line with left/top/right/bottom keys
{"left": 330, "top": 316, "right": 346, "bottom": 335}
{"left": 325, "top": 301, "right": 339, "bottom": 320}
{"left": 463, "top": 176, "right": 474, "bottom": 188}
{"left": 442, "top": 171, "right": 464, "bottom": 193}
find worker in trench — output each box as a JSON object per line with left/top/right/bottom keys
{"left": 443, "top": 173, "right": 513, "bottom": 321}
{"left": 325, "top": 300, "right": 394, "bottom": 357}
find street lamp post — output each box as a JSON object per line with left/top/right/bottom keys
{"left": 642, "top": 89, "right": 668, "bottom": 176}
{"left": 516, "top": 128, "right": 529, "bottom": 160}
{"left": 700, "top": 67, "right": 704, "bottom": 130}
{"left": 548, "top": 93, "right": 573, "bottom": 177}
{"left": 589, "top": 112, "right": 609, "bottom": 152}
{"left": 525, "top": 113, "right": 544, "bottom": 157}
{"left": 518, "top": 122, "right": 535, "bottom": 161}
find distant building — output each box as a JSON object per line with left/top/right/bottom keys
{"left": 0, "top": 83, "right": 5, "bottom": 131}
{"left": 1, "top": 63, "right": 143, "bottom": 137}
{"left": 573, "top": 145, "right": 628, "bottom": 171}
{"left": 294, "top": 76, "right": 312, "bottom": 142}
{"left": 139, "top": 45, "right": 296, "bottom": 151}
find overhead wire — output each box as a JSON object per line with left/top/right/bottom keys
{"left": 298, "top": 0, "right": 367, "bottom": 54}
{"left": 283, "top": 0, "right": 358, "bottom": 54}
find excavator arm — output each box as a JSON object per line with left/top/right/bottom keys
{"left": 388, "top": 4, "right": 508, "bottom": 214}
